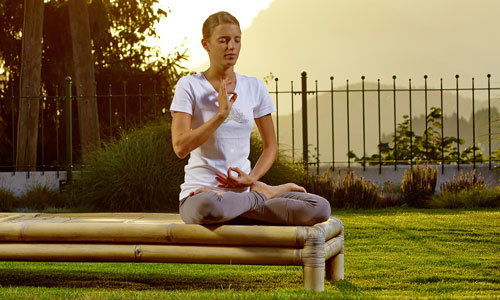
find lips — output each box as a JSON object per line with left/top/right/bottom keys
{"left": 225, "top": 54, "right": 236, "bottom": 59}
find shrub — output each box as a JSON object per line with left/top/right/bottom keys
{"left": 330, "top": 169, "right": 380, "bottom": 209}
{"left": 0, "top": 187, "right": 18, "bottom": 212}
{"left": 440, "top": 169, "right": 485, "bottom": 193}
{"left": 378, "top": 181, "right": 404, "bottom": 207}
{"left": 18, "top": 184, "right": 67, "bottom": 210}
{"left": 70, "top": 120, "right": 187, "bottom": 212}
{"left": 431, "top": 187, "right": 500, "bottom": 208}
{"left": 401, "top": 164, "right": 438, "bottom": 208}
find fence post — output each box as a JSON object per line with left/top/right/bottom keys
{"left": 65, "top": 76, "right": 73, "bottom": 184}
{"left": 301, "top": 72, "right": 308, "bottom": 171}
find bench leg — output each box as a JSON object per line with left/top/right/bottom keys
{"left": 325, "top": 253, "right": 344, "bottom": 281}
{"left": 303, "top": 266, "right": 325, "bottom": 291}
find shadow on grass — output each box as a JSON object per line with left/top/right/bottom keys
{"left": 0, "top": 265, "right": 303, "bottom": 291}
{"left": 330, "top": 280, "right": 364, "bottom": 298}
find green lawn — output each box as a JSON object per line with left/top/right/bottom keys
{"left": 0, "top": 209, "right": 499, "bottom": 299}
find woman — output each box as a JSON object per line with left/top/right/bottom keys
{"left": 170, "top": 11, "right": 330, "bottom": 225}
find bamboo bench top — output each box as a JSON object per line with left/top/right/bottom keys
{"left": 0, "top": 213, "right": 343, "bottom": 247}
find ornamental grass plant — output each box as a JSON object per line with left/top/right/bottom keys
{"left": 430, "top": 187, "right": 500, "bottom": 208}
{"left": 401, "top": 164, "right": 438, "bottom": 208}
{"left": 70, "top": 120, "right": 188, "bottom": 212}
{"left": 439, "top": 169, "right": 485, "bottom": 193}
{"left": 0, "top": 187, "right": 17, "bottom": 212}
{"left": 331, "top": 169, "right": 380, "bottom": 209}
{"left": 18, "top": 184, "right": 67, "bottom": 211}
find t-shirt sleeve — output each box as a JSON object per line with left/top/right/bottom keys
{"left": 253, "top": 79, "right": 276, "bottom": 118}
{"left": 170, "top": 77, "right": 194, "bottom": 116}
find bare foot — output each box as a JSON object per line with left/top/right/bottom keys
{"left": 251, "top": 181, "right": 307, "bottom": 200}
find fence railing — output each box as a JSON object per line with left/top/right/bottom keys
{"left": 1, "top": 72, "right": 499, "bottom": 178}
{"left": 271, "top": 72, "right": 500, "bottom": 174}
{"left": 0, "top": 76, "right": 171, "bottom": 177}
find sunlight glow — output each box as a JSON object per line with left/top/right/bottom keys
{"left": 153, "top": 0, "right": 275, "bottom": 71}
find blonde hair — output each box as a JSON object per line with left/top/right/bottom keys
{"left": 202, "top": 11, "right": 240, "bottom": 40}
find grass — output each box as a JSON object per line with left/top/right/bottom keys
{"left": 0, "top": 209, "right": 499, "bottom": 299}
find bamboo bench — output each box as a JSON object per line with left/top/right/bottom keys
{"left": 0, "top": 213, "right": 344, "bottom": 291}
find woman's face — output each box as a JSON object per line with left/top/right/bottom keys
{"left": 203, "top": 23, "right": 241, "bottom": 68}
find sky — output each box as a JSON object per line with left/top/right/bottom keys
{"left": 153, "top": 0, "right": 275, "bottom": 70}
{"left": 154, "top": 0, "right": 500, "bottom": 89}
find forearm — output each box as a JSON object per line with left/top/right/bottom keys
{"left": 173, "top": 113, "right": 226, "bottom": 158}
{"left": 249, "top": 146, "right": 277, "bottom": 182}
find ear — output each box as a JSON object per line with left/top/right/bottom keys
{"left": 201, "top": 39, "right": 209, "bottom": 52}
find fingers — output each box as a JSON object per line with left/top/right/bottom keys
{"left": 215, "top": 176, "right": 227, "bottom": 185}
{"left": 227, "top": 168, "right": 241, "bottom": 184}
{"left": 228, "top": 92, "right": 238, "bottom": 103}
{"left": 216, "top": 173, "right": 238, "bottom": 188}
{"left": 219, "top": 77, "right": 227, "bottom": 94}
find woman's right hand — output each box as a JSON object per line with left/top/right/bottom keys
{"left": 218, "top": 78, "right": 238, "bottom": 118}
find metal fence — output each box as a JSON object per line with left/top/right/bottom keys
{"left": 0, "top": 77, "right": 171, "bottom": 176}
{"left": 1, "top": 73, "right": 499, "bottom": 177}
{"left": 271, "top": 72, "right": 500, "bottom": 174}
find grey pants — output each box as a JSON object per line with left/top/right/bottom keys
{"left": 179, "top": 191, "right": 331, "bottom": 225}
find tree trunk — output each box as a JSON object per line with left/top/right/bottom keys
{"left": 17, "top": 0, "right": 44, "bottom": 171}
{"left": 68, "top": 0, "right": 100, "bottom": 156}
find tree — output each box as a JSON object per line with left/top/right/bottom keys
{"left": 17, "top": 0, "right": 44, "bottom": 171}
{"left": 0, "top": 0, "right": 188, "bottom": 169}
{"left": 68, "top": 0, "right": 99, "bottom": 155}
{"left": 349, "top": 107, "right": 485, "bottom": 166}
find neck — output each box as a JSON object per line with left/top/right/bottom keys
{"left": 204, "top": 64, "right": 235, "bottom": 81}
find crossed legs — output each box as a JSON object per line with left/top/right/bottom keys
{"left": 179, "top": 182, "right": 331, "bottom": 225}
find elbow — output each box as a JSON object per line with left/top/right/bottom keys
{"left": 173, "top": 144, "right": 189, "bottom": 159}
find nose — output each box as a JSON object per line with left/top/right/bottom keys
{"left": 227, "top": 39, "right": 235, "bottom": 49}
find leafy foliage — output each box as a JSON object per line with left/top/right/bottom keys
{"left": 349, "top": 107, "right": 485, "bottom": 165}
{"left": 0, "top": 0, "right": 189, "bottom": 168}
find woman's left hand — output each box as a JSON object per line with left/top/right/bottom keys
{"left": 216, "top": 167, "right": 255, "bottom": 188}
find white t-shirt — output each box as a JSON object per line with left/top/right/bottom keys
{"left": 170, "top": 72, "right": 276, "bottom": 200}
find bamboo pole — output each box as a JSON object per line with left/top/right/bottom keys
{"left": 1, "top": 223, "right": 286, "bottom": 245}
{"left": 326, "top": 253, "right": 344, "bottom": 281}
{"left": 33, "top": 212, "right": 182, "bottom": 219}
{"left": 315, "top": 216, "right": 343, "bottom": 242}
{"left": 0, "top": 214, "right": 23, "bottom": 222}
{"left": 0, "top": 222, "right": 303, "bottom": 246}
{"left": 303, "top": 266, "right": 324, "bottom": 291}
{"left": 324, "top": 235, "right": 344, "bottom": 260}
{"left": 0, "top": 215, "right": 344, "bottom": 247}
{"left": 0, "top": 243, "right": 301, "bottom": 265}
